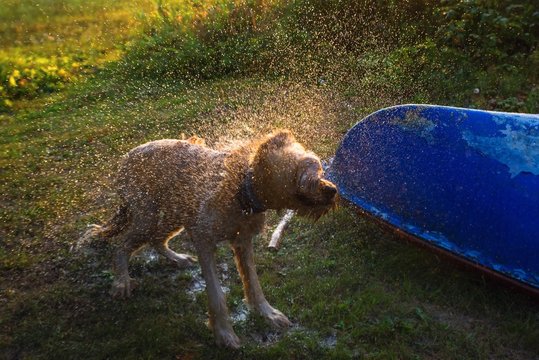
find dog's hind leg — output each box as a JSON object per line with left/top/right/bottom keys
{"left": 154, "top": 233, "right": 197, "bottom": 268}
{"left": 231, "top": 238, "right": 292, "bottom": 328}
{"left": 156, "top": 246, "right": 197, "bottom": 267}
{"left": 110, "top": 215, "right": 156, "bottom": 299}
{"left": 111, "top": 240, "right": 140, "bottom": 299}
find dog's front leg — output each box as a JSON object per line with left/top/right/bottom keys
{"left": 232, "top": 238, "right": 292, "bottom": 328}
{"left": 195, "top": 240, "right": 241, "bottom": 349}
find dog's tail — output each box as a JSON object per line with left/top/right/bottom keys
{"left": 96, "top": 204, "right": 130, "bottom": 239}
{"left": 74, "top": 204, "right": 130, "bottom": 251}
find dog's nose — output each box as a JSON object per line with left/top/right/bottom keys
{"left": 322, "top": 182, "right": 337, "bottom": 198}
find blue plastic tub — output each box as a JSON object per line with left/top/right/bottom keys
{"left": 327, "top": 105, "right": 539, "bottom": 295}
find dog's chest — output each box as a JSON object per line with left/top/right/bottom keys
{"left": 217, "top": 213, "right": 265, "bottom": 243}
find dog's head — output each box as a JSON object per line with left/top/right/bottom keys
{"left": 252, "top": 130, "right": 338, "bottom": 219}
{"left": 294, "top": 154, "right": 338, "bottom": 218}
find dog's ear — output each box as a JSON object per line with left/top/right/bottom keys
{"left": 259, "top": 130, "right": 295, "bottom": 153}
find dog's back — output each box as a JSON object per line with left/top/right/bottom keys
{"left": 117, "top": 139, "right": 226, "bottom": 222}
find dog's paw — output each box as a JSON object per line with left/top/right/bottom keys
{"left": 258, "top": 303, "right": 292, "bottom": 328}
{"left": 214, "top": 327, "right": 241, "bottom": 349}
{"left": 110, "top": 277, "right": 137, "bottom": 299}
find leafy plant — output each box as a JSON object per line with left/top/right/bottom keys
{"left": 0, "top": 55, "right": 89, "bottom": 111}
{"left": 435, "top": 0, "right": 539, "bottom": 62}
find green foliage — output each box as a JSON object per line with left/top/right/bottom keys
{"left": 119, "top": 0, "right": 284, "bottom": 80}
{"left": 435, "top": 0, "right": 539, "bottom": 62}
{"left": 120, "top": 0, "right": 438, "bottom": 81}
{"left": 0, "top": 0, "right": 153, "bottom": 112}
{"left": 411, "top": 0, "right": 539, "bottom": 111}
{"left": 111, "top": 0, "right": 538, "bottom": 112}
{"left": 0, "top": 55, "right": 87, "bottom": 111}
{"left": 2, "top": 0, "right": 537, "bottom": 112}
{"left": 357, "top": 40, "right": 474, "bottom": 104}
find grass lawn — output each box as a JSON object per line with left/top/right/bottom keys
{"left": 1, "top": 1, "right": 538, "bottom": 359}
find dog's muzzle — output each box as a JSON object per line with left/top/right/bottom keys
{"left": 321, "top": 181, "right": 337, "bottom": 200}
{"left": 296, "top": 179, "right": 337, "bottom": 207}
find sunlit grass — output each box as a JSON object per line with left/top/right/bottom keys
{"left": 0, "top": 0, "right": 155, "bottom": 110}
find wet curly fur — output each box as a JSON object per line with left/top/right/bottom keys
{"left": 85, "top": 131, "right": 337, "bottom": 348}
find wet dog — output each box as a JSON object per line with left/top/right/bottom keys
{"left": 86, "top": 130, "right": 337, "bottom": 348}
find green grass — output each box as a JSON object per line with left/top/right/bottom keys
{"left": 2, "top": 75, "right": 538, "bottom": 358}
{"left": 0, "top": 0, "right": 155, "bottom": 110}
{"left": 1, "top": 0, "right": 538, "bottom": 359}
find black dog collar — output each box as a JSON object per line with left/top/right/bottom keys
{"left": 238, "top": 169, "right": 267, "bottom": 215}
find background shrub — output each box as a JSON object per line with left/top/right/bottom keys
{"left": 1, "top": 0, "right": 537, "bottom": 112}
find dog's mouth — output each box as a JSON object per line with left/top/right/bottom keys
{"left": 295, "top": 192, "right": 335, "bottom": 207}
{"left": 295, "top": 180, "right": 338, "bottom": 209}
{"left": 294, "top": 197, "right": 338, "bottom": 220}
